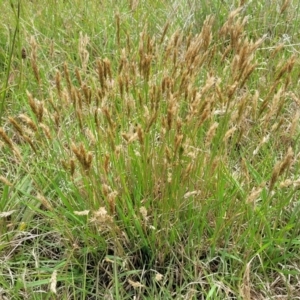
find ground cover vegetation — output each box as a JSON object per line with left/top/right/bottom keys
{"left": 0, "top": 0, "right": 300, "bottom": 299}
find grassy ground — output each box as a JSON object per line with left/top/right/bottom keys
{"left": 0, "top": 0, "right": 300, "bottom": 299}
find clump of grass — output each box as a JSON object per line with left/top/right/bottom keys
{"left": 1, "top": 1, "right": 300, "bottom": 299}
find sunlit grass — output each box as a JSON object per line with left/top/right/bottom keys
{"left": 0, "top": 0, "right": 300, "bottom": 299}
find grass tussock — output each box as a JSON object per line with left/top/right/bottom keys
{"left": 0, "top": 0, "right": 300, "bottom": 299}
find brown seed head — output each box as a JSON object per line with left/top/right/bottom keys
{"left": 9, "top": 117, "right": 24, "bottom": 136}
{"left": 70, "top": 159, "right": 76, "bottom": 177}
{"left": 36, "top": 193, "right": 53, "bottom": 211}
{"left": 0, "top": 176, "right": 13, "bottom": 186}
{"left": 137, "top": 125, "right": 144, "bottom": 146}
{"left": 0, "top": 127, "right": 14, "bottom": 149}
{"left": 19, "top": 114, "right": 38, "bottom": 132}
{"left": 55, "top": 70, "right": 62, "bottom": 98}
{"left": 39, "top": 123, "right": 52, "bottom": 140}
{"left": 21, "top": 47, "right": 27, "bottom": 59}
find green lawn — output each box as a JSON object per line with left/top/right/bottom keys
{"left": 0, "top": 0, "right": 300, "bottom": 299}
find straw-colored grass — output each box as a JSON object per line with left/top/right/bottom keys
{"left": 0, "top": 1, "right": 300, "bottom": 299}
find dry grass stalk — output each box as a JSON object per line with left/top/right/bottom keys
{"left": 278, "top": 147, "right": 294, "bottom": 177}
{"left": 53, "top": 112, "right": 60, "bottom": 129}
{"left": 279, "top": 179, "right": 293, "bottom": 188}
{"left": 102, "top": 107, "right": 115, "bottom": 131}
{"left": 102, "top": 183, "right": 111, "bottom": 197}
{"left": 70, "top": 159, "right": 75, "bottom": 177}
{"left": 0, "top": 127, "right": 15, "bottom": 150}
{"left": 280, "top": 178, "right": 300, "bottom": 189}
{"left": 130, "top": 0, "right": 139, "bottom": 11}
{"left": 103, "top": 58, "right": 112, "bottom": 80}
{"left": 8, "top": 117, "right": 24, "bottom": 137}
{"left": 167, "top": 96, "right": 176, "bottom": 131}
{"left": 75, "top": 68, "right": 82, "bottom": 86}
{"left": 85, "top": 128, "right": 96, "bottom": 146}
{"left": 55, "top": 70, "right": 62, "bottom": 99}
{"left": 124, "top": 95, "right": 135, "bottom": 116}
{"left": 128, "top": 279, "right": 145, "bottom": 289}
{"left": 224, "top": 127, "right": 237, "bottom": 143}
{"left": 270, "top": 147, "right": 294, "bottom": 190}
{"left": 39, "top": 123, "right": 52, "bottom": 140}
{"left": 139, "top": 27, "right": 146, "bottom": 73}
{"left": 107, "top": 191, "right": 118, "bottom": 214}
{"left": 104, "top": 154, "right": 110, "bottom": 175}
{"left": 270, "top": 161, "right": 282, "bottom": 192}
{"left": 19, "top": 114, "right": 38, "bottom": 132}
{"left": 0, "top": 128, "right": 21, "bottom": 159}
{"left": 82, "top": 83, "right": 91, "bottom": 104}
{"left": 73, "top": 88, "right": 81, "bottom": 110}
{"left": 253, "top": 135, "right": 269, "bottom": 156}
{"left": 30, "top": 36, "right": 41, "bottom": 84}
{"left": 64, "top": 62, "right": 73, "bottom": 96}
{"left": 284, "top": 74, "right": 292, "bottom": 91}
{"left": 221, "top": 45, "right": 232, "bottom": 62}
{"left": 251, "top": 90, "right": 259, "bottom": 119}
{"left": 227, "top": 82, "right": 239, "bottom": 99}
{"left": 36, "top": 193, "right": 53, "bottom": 211}
{"left": 167, "top": 170, "right": 172, "bottom": 183}
{"left": 118, "top": 49, "right": 126, "bottom": 74}
{"left": 275, "top": 54, "right": 296, "bottom": 81}
{"left": 94, "top": 108, "right": 100, "bottom": 129}
{"left": 27, "top": 91, "right": 38, "bottom": 117}
{"left": 115, "top": 12, "right": 120, "bottom": 46}
{"left": 176, "top": 118, "right": 182, "bottom": 135}
{"left": 27, "top": 92, "right": 44, "bottom": 122}
{"left": 198, "top": 105, "right": 211, "bottom": 128}
{"left": 160, "top": 21, "right": 169, "bottom": 44}
{"left": 91, "top": 207, "right": 114, "bottom": 232}
{"left": 49, "top": 39, "right": 54, "bottom": 59}
{"left": 71, "top": 142, "right": 93, "bottom": 172}
{"left": 289, "top": 110, "right": 300, "bottom": 136}
{"left": 50, "top": 270, "right": 57, "bottom": 294}
{"left": 141, "top": 53, "right": 152, "bottom": 81}
{"left": 240, "top": 261, "right": 252, "bottom": 300}
{"left": 21, "top": 47, "right": 27, "bottom": 59}
{"left": 76, "top": 108, "right": 83, "bottom": 129}
{"left": 23, "top": 135, "right": 37, "bottom": 153}
{"left": 170, "top": 29, "right": 181, "bottom": 52}
{"left": 146, "top": 112, "right": 158, "bottom": 132}
{"left": 239, "top": 62, "right": 258, "bottom": 88}
{"left": 270, "top": 43, "right": 284, "bottom": 60}
{"left": 205, "top": 122, "right": 219, "bottom": 147}
{"left": 259, "top": 80, "right": 281, "bottom": 115}
{"left": 126, "top": 131, "right": 138, "bottom": 144}
{"left": 262, "top": 88, "right": 284, "bottom": 128}
{"left": 173, "top": 134, "right": 183, "bottom": 158}
{"left": 124, "top": 73, "right": 130, "bottom": 95}
{"left": 271, "top": 117, "right": 285, "bottom": 134}
{"left": 199, "top": 15, "right": 214, "bottom": 51}
{"left": 183, "top": 162, "right": 194, "bottom": 180}
{"left": 78, "top": 32, "right": 90, "bottom": 73}
{"left": 219, "top": 7, "right": 244, "bottom": 48}
{"left": 288, "top": 92, "right": 300, "bottom": 107}
{"left": 137, "top": 125, "right": 144, "bottom": 146}
{"left": 97, "top": 59, "right": 105, "bottom": 90}
{"left": 280, "top": 0, "right": 291, "bottom": 14}
{"left": 165, "top": 146, "right": 171, "bottom": 163}
{"left": 118, "top": 76, "right": 124, "bottom": 99}
{"left": 0, "top": 175, "right": 13, "bottom": 186}
{"left": 246, "top": 186, "right": 263, "bottom": 205}
{"left": 139, "top": 206, "right": 148, "bottom": 223}
{"left": 236, "top": 93, "right": 248, "bottom": 124}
